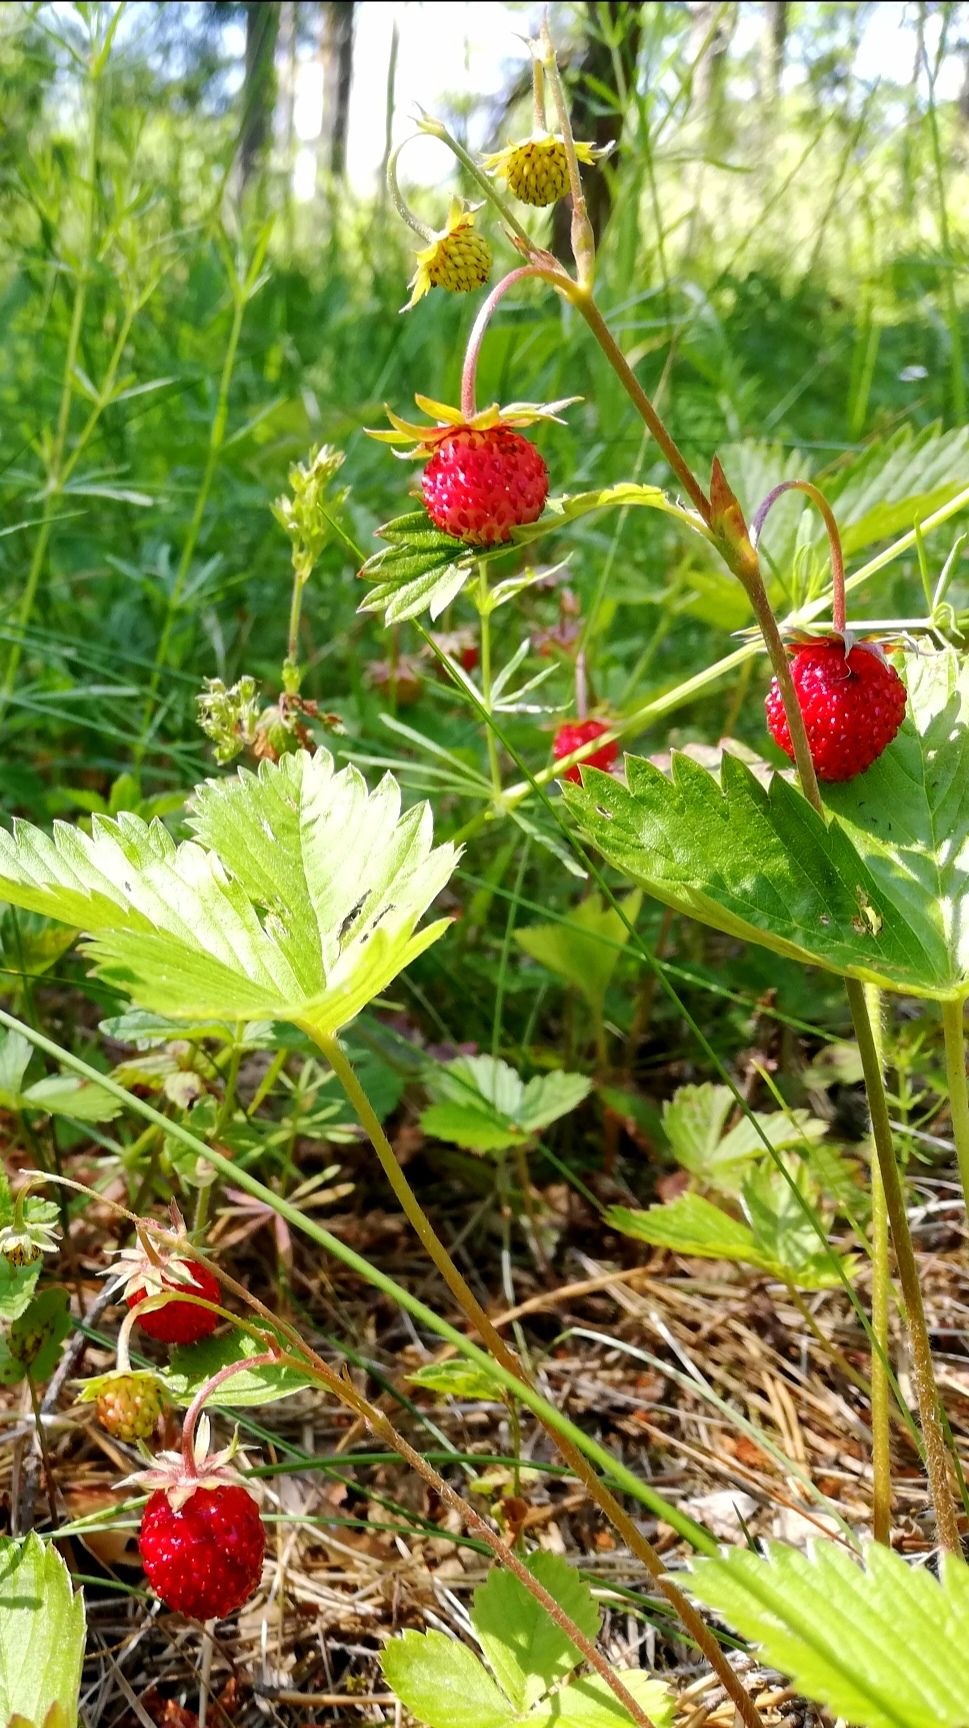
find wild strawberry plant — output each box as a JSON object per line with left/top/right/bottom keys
{"left": 2, "top": 16, "right": 969, "bottom": 1728}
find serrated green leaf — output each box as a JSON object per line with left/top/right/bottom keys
{"left": 608, "top": 1191, "right": 848, "bottom": 1289}
{"left": 662, "top": 1083, "right": 827, "bottom": 1192}
{"left": 382, "top": 1629, "right": 516, "bottom": 1728}
{"left": 566, "top": 658, "right": 965, "bottom": 1000}
{"left": 0, "top": 751, "right": 458, "bottom": 1034}
{"left": 529, "top": 1670, "right": 675, "bottom": 1728}
{"left": 164, "top": 1328, "right": 312, "bottom": 1407}
{"left": 473, "top": 1553, "right": 600, "bottom": 1712}
{"left": 0, "top": 1255, "right": 42, "bottom": 1323}
{"left": 515, "top": 893, "right": 642, "bottom": 1017}
{"left": 0, "top": 1534, "right": 86, "bottom": 1728}
{"left": 688, "top": 1541, "right": 969, "bottom": 1728}
{"left": 421, "top": 1056, "right": 590, "bottom": 1154}
{"left": 821, "top": 651, "right": 969, "bottom": 998}
{"left": 0, "top": 909, "right": 77, "bottom": 990}
{"left": 408, "top": 1358, "right": 499, "bottom": 1400}
{"left": 358, "top": 511, "right": 474, "bottom": 622}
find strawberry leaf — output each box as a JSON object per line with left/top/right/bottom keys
{"left": 473, "top": 1553, "right": 599, "bottom": 1712}
{"left": 420, "top": 1055, "right": 591, "bottom": 1154}
{"left": 0, "top": 751, "right": 458, "bottom": 1035}
{"left": 0, "top": 1534, "right": 86, "bottom": 1728}
{"left": 566, "top": 654, "right": 969, "bottom": 1001}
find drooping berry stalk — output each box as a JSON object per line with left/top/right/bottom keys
{"left": 751, "top": 477, "right": 847, "bottom": 632}
{"left": 461, "top": 265, "right": 555, "bottom": 421}
{"left": 179, "top": 1352, "right": 278, "bottom": 1479}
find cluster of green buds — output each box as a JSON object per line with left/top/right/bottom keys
{"left": 0, "top": 1177, "right": 61, "bottom": 1267}
{"left": 271, "top": 443, "right": 349, "bottom": 588}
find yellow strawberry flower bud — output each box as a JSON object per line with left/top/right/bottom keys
{"left": 405, "top": 201, "right": 491, "bottom": 311}
{"left": 482, "top": 133, "right": 602, "bottom": 208}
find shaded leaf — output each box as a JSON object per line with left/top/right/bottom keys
{"left": 421, "top": 1055, "right": 591, "bottom": 1154}
{"left": 474, "top": 1553, "right": 599, "bottom": 1712}
{"left": 165, "top": 1328, "right": 312, "bottom": 1408}
{"left": 516, "top": 892, "right": 642, "bottom": 1017}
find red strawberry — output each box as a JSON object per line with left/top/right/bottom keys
{"left": 127, "top": 1259, "right": 221, "bottom": 1345}
{"left": 553, "top": 719, "right": 619, "bottom": 784}
{"left": 139, "top": 1484, "right": 265, "bottom": 1619}
{"left": 765, "top": 639, "right": 907, "bottom": 783}
{"left": 421, "top": 427, "right": 548, "bottom": 546}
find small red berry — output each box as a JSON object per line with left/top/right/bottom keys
{"left": 765, "top": 640, "right": 907, "bottom": 783}
{"left": 553, "top": 719, "right": 619, "bottom": 784}
{"left": 127, "top": 1260, "right": 221, "bottom": 1345}
{"left": 139, "top": 1484, "right": 265, "bottom": 1619}
{"left": 421, "top": 427, "right": 548, "bottom": 547}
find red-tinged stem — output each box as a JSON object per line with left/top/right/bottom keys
{"left": 461, "top": 264, "right": 560, "bottom": 419}
{"left": 752, "top": 479, "right": 847, "bottom": 633}
{"left": 180, "top": 1352, "right": 278, "bottom": 1478}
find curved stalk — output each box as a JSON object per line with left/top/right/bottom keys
{"left": 386, "top": 138, "right": 435, "bottom": 240}
{"left": 752, "top": 478, "right": 846, "bottom": 633}
{"left": 540, "top": 17, "right": 595, "bottom": 286}
{"left": 180, "top": 1352, "right": 277, "bottom": 1476}
{"left": 461, "top": 264, "right": 558, "bottom": 419}
{"left": 846, "top": 979, "right": 959, "bottom": 1552}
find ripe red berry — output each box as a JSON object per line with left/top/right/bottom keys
{"left": 553, "top": 719, "right": 619, "bottom": 784}
{"left": 421, "top": 427, "right": 548, "bottom": 546}
{"left": 139, "top": 1484, "right": 265, "bottom": 1620}
{"left": 765, "top": 640, "right": 907, "bottom": 783}
{"left": 127, "top": 1260, "right": 221, "bottom": 1345}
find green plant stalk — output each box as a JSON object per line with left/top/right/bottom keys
{"left": 846, "top": 978, "right": 959, "bottom": 1553}
{"left": 476, "top": 564, "right": 502, "bottom": 799}
{"left": 924, "top": 48, "right": 966, "bottom": 423}
{"left": 941, "top": 1000, "right": 969, "bottom": 1215}
{"left": 135, "top": 283, "right": 248, "bottom": 760}
{"left": 540, "top": 18, "right": 596, "bottom": 288}
{"left": 312, "top": 1027, "right": 765, "bottom": 1728}
{"left": 864, "top": 983, "right": 892, "bottom": 1547}
{"left": 1, "top": 48, "right": 102, "bottom": 711}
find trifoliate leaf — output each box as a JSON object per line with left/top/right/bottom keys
{"left": 421, "top": 1055, "right": 591, "bottom": 1153}
{"left": 662, "top": 1083, "right": 827, "bottom": 1192}
{"left": 608, "top": 1190, "right": 850, "bottom": 1289}
{"left": 0, "top": 1534, "right": 86, "bottom": 1728}
{"left": 529, "top": 1670, "right": 675, "bottom": 1728}
{"left": 688, "top": 1541, "right": 969, "bottom": 1728}
{"left": 566, "top": 653, "right": 968, "bottom": 1002}
{"left": 515, "top": 892, "right": 642, "bottom": 1018}
{"left": 473, "top": 1553, "right": 599, "bottom": 1712}
{"left": 382, "top": 1629, "right": 516, "bottom": 1728}
{"left": 0, "top": 751, "right": 458, "bottom": 1036}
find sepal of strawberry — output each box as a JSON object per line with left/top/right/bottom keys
{"left": 103, "top": 1212, "right": 221, "bottom": 1344}
{"left": 120, "top": 1414, "right": 258, "bottom": 1512}
{"left": 368, "top": 394, "right": 578, "bottom": 456}
{"left": 404, "top": 200, "right": 492, "bottom": 310}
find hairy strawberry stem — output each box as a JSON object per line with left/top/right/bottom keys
{"left": 846, "top": 978, "right": 960, "bottom": 1552}
{"left": 864, "top": 983, "right": 893, "bottom": 1547}
{"left": 461, "top": 264, "right": 558, "bottom": 418}
{"left": 540, "top": 18, "right": 596, "bottom": 287}
{"left": 180, "top": 1352, "right": 278, "bottom": 1478}
{"left": 386, "top": 138, "right": 436, "bottom": 242}
{"left": 277, "top": 1347, "right": 660, "bottom": 1728}
{"left": 311, "top": 1026, "right": 766, "bottom": 1728}
{"left": 751, "top": 478, "right": 847, "bottom": 633}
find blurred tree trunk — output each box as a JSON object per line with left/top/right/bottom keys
{"left": 239, "top": 0, "right": 280, "bottom": 187}
{"left": 320, "top": 1, "right": 356, "bottom": 179}
{"left": 763, "top": 1, "right": 787, "bottom": 103}
{"left": 959, "top": 38, "right": 969, "bottom": 124}
{"left": 552, "top": 1, "right": 644, "bottom": 260}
